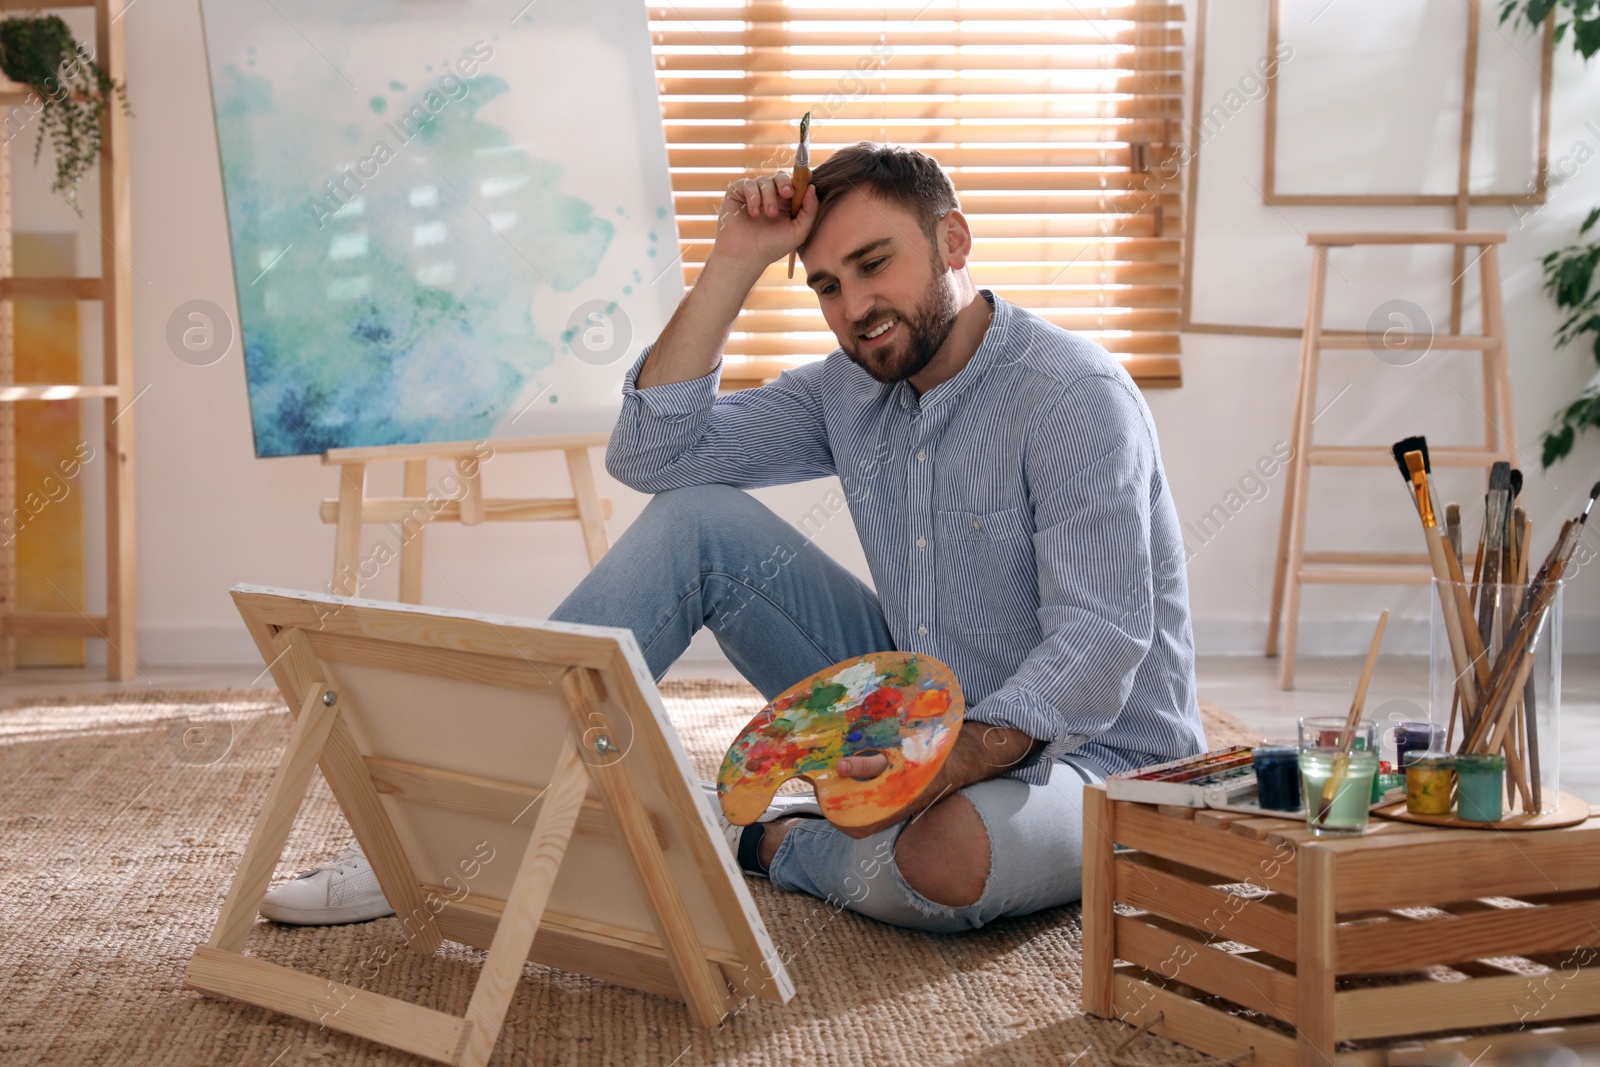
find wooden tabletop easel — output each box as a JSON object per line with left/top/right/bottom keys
{"left": 321, "top": 434, "right": 613, "bottom": 599}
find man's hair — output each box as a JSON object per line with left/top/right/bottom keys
{"left": 805, "top": 142, "right": 960, "bottom": 253}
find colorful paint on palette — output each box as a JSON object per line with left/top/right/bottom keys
{"left": 717, "top": 651, "right": 964, "bottom": 830}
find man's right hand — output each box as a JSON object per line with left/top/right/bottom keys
{"left": 634, "top": 174, "right": 817, "bottom": 390}
{"left": 713, "top": 174, "right": 819, "bottom": 274}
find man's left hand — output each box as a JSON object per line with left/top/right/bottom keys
{"left": 829, "top": 726, "right": 1043, "bottom": 839}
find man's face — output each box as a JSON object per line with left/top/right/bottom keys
{"left": 799, "top": 189, "right": 960, "bottom": 384}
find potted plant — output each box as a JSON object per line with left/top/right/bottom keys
{"left": 0, "top": 12, "right": 129, "bottom": 208}
{"left": 1501, "top": 1, "right": 1600, "bottom": 466}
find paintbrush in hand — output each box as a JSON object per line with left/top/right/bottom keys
{"left": 787, "top": 111, "right": 811, "bottom": 280}
{"left": 1316, "top": 610, "right": 1388, "bottom": 825}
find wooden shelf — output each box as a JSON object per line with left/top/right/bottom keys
{"left": 0, "top": 384, "right": 120, "bottom": 401}
{"left": 0, "top": 275, "right": 104, "bottom": 300}
{"left": 0, "top": 0, "right": 137, "bottom": 678}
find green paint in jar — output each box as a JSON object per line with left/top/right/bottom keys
{"left": 1454, "top": 753, "right": 1506, "bottom": 823}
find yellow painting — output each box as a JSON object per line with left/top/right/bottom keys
{"left": 11, "top": 232, "right": 86, "bottom": 666}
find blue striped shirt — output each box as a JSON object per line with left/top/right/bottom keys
{"left": 606, "top": 289, "right": 1204, "bottom": 784}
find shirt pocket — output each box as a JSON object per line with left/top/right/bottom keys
{"left": 936, "top": 507, "right": 1038, "bottom": 635}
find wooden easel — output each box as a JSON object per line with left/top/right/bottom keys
{"left": 1266, "top": 232, "right": 1515, "bottom": 689}
{"left": 0, "top": 0, "right": 137, "bottom": 678}
{"left": 186, "top": 585, "right": 793, "bottom": 1065}
{"left": 321, "top": 434, "right": 613, "bottom": 599}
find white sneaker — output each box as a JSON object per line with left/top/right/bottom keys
{"left": 699, "top": 781, "right": 822, "bottom": 875}
{"left": 259, "top": 841, "right": 395, "bottom": 925}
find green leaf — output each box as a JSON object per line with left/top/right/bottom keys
{"left": 1583, "top": 206, "right": 1600, "bottom": 235}
{"left": 1530, "top": 0, "right": 1561, "bottom": 23}
{"left": 1575, "top": 16, "right": 1600, "bottom": 56}
{"left": 1543, "top": 424, "right": 1575, "bottom": 468}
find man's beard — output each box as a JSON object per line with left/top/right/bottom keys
{"left": 842, "top": 264, "right": 960, "bottom": 385}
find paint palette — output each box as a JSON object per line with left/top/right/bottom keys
{"left": 716, "top": 651, "right": 965, "bottom": 830}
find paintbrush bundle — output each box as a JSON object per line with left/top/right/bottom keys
{"left": 1390, "top": 435, "right": 1597, "bottom": 815}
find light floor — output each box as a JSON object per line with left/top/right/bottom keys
{"left": 4, "top": 654, "right": 1595, "bottom": 803}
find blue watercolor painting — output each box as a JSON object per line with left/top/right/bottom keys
{"left": 198, "top": 0, "right": 680, "bottom": 457}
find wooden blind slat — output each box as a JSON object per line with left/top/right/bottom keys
{"left": 649, "top": 0, "right": 1185, "bottom": 389}
{"left": 649, "top": 27, "right": 1184, "bottom": 47}
{"left": 733, "top": 307, "right": 1180, "bottom": 332}
{"left": 670, "top": 145, "right": 1181, "bottom": 169}
{"left": 654, "top": 3, "right": 1184, "bottom": 23}
{"left": 664, "top": 120, "right": 1178, "bottom": 145}
{"left": 660, "top": 99, "right": 1181, "bottom": 122}
{"left": 678, "top": 214, "right": 1176, "bottom": 243}
{"left": 651, "top": 51, "right": 1184, "bottom": 73}
{"left": 672, "top": 191, "right": 1180, "bottom": 215}
{"left": 670, "top": 169, "right": 1176, "bottom": 194}
{"left": 719, "top": 334, "right": 1182, "bottom": 360}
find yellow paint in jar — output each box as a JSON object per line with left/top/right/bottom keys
{"left": 1404, "top": 751, "right": 1454, "bottom": 816}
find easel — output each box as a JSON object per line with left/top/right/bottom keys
{"left": 320, "top": 434, "right": 613, "bottom": 599}
{"left": 187, "top": 585, "right": 794, "bottom": 1065}
{"left": 1266, "top": 232, "right": 1515, "bottom": 688}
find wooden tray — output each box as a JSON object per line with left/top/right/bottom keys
{"left": 1373, "top": 789, "right": 1591, "bottom": 830}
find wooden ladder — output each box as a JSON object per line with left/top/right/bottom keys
{"left": 1266, "top": 231, "right": 1515, "bottom": 690}
{"left": 0, "top": 0, "right": 137, "bottom": 678}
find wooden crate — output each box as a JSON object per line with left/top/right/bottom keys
{"left": 1081, "top": 785, "right": 1600, "bottom": 1066}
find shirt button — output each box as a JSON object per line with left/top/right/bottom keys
{"left": 916, "top": 536, "right": 927, "bottom": 548}
{"left": 972, "top": 519, "right": 981, "bottom": 530}
{"left": 917, "top": 623, "right": 928, "bottom": 635}
{"left": 916, "top": 450, "right": 926, "bottom": 461}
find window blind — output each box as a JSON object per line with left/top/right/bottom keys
{"left": 649, "top": 1, "right": 1185, "bottom": 390}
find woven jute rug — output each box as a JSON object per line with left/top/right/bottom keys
{"left": 0, "top": 682, "right": 1255, "bottom": 1067}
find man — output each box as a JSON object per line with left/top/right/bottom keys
{"left": 261, "top": 142, "right": 1204, "bottom": 933}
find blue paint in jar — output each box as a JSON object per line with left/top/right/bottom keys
{"left": 1252, "top": 745, "right": 1301, "bottom": 811}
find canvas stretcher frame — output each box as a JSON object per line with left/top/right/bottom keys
{"left": 184, "top": 584, "right": 793, "bottom": 1066}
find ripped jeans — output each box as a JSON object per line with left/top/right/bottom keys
{"left": 549, "top": 483, "right": 1105, "bottom": 933}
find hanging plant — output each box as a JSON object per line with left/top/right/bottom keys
{"left": 0, "top": 14, "right": 130, "bottom": 208}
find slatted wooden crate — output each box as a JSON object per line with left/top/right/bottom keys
{"left": 1080, "top": 785, "right": 1600, "bottom": 1066}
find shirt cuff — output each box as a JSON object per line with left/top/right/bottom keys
{"left": 963, "top": 689, "right": 1088, "bottom": 786}
{"left": 620, "top": 344, "right": 723, "bottom": 420}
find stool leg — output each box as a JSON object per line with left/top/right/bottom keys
{"left": 1280, "top": 248, "right": 1329, "bottom": 690}
{"left": 1266, "top": 322, "right": 1312, "bottom": 658}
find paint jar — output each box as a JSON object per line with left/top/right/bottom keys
{"left": 1370, "top": 772, "right": 1404, "bottom": 804}
{"left": 1297, "top": 717, "right": 1378, "bottom": 836}
{"left": 1404, "top": 751, "right": 1454, "bottom": 816}
{"left": 1455, "top": 753, "right": 1507, "bottom": 823}
{"left": 1431, "top": 579, "right": 1563, "bottom": 814}
{"left": 1393, "top": 722, "right": 1444, "bottom": 778}
{"left": 1251, "top": 745, "right": 1300, "bottom": 812}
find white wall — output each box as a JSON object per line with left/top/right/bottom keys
{"left": 14, "top": 0, "right": 1597, "bottom": 667}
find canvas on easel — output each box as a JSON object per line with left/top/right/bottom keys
{"left": 184, "top": 584, "right": 793, "bottom": 1066}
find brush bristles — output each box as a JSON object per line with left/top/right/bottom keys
{"left": 1391, "top": 436, "right": 1427, "bottom": 481}
{"left": 1510, "top": 469, "right": 1524, "bottom": 498}
{"left": 1489, "top": 462, "right": 1510, "bottom": 492}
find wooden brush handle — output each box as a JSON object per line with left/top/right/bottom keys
{"left": 1425, "top": 528, "right": 1478, "bottom": 721}
{"left": 785, "top": 165, "right": 811, "bottom": 279}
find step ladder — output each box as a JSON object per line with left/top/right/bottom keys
{"left": 1266, "top": 231, "right": 1514, "bottom": 690}
{"left": 0, "top": 0, "right": 137, "bottom": 678}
